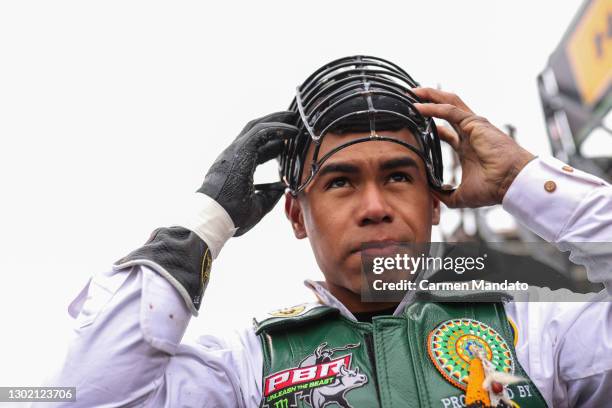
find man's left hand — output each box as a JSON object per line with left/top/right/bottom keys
{"left": 413, "top": 87, "right": 535, "bottom": 208}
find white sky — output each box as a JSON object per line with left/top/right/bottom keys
{"left": 0, "top": 0, "right": 585, "bottom": 391}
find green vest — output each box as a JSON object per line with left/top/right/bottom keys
{"left": 255, "top": 301, "right": 548, "bottom": 408}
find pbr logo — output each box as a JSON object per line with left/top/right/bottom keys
{"left": 262, "top": 342, "right": 368, "bottom": 408}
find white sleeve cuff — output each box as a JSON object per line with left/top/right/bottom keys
{"left": 176, "top": 193, "right": 237, "bottom": 259}
{"left": 502, "top": 156, "right": 608, "bottom": 242}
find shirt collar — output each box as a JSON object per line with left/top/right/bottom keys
{"left": 303, "top": 278, "right": 419, "bottom": 321}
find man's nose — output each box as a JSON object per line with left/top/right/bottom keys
{"left": 357, "top": 184, "right": 393, "bottom": 226}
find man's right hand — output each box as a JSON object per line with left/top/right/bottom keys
{"left": 198, "top": 111, "right": 298, "bottom": 236}
{"left": 114, "top": 111, "right": 298, "bottom": 315}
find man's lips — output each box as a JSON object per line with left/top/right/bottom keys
{"left": 350, "top": 239, "right": 405, "bottom": 257}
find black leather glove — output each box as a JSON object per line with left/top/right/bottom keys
{"left": 198, "top": 111, "right": 298, "bottom": 236}
{"left": 114, "top": 112, "right": 298, "bottom": 315}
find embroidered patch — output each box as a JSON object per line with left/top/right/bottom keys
{"left": 427, "top": 318, "right": 515, "bottom": 390}
{"left": 269, "top": 304, "right": 307, "bottom": 318}
{"left": 262, "top": 342, "right": 365, "bottom": 408}
{"left": 200, "top": 248, "right": 212, "bottom": 287}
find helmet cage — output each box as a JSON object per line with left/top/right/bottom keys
{"left": 280, "top": 55, "right": 445, "bottom": 195}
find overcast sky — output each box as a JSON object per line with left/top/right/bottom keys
{"left": 0, "top": 0, "right": 585, "bottom": 389}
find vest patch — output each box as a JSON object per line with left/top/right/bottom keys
{"left": 427, "top": 318, "right": 515, "bottom": 390}
{"left": 262, "top": 342, "right": 366, "bottom": 408}
{"left": 268, "top": 304, "right": 307, "bottom": 318}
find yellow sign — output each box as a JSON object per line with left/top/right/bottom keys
{"left": 566, "top": 0, "right": 612, "bottom": 106}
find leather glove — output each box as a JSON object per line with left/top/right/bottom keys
{"left": 198, "top": 111, "right": 299, "bottom": 236}
{"left": 114, "top": 112, "right": 298, "bottom": 315}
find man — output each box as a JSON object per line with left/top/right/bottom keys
{"left": 42, "top": 56, "right": 611, "bottom": 407}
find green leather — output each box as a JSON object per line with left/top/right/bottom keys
{"left": 257, "top": 302, "right": 548, "bottom": 408}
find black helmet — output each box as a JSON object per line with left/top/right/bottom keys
{"left": 279, "top": 55, "right": 445, "bottom": 195}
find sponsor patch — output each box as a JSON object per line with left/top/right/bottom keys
{"left": 263, "top": 342, "right": 366, "bottom": 408}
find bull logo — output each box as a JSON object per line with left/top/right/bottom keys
{"left": 263, "top": 342, "right": 368, "bottom": 408}
{"left": 307, "top": 364, "right": 367, "bottom": 408}
{"left": 299, "top": 342, "right": 365, "bottom": 408}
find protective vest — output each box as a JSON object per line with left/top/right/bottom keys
{"left": 255, "top": 301, "right": 548, "bottom": 408}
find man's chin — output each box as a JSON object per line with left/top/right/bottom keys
{"left": 344, "top": 272, "right": 364, "bottom": 296}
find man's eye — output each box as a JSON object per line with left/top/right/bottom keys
{"left": 327, "top": 177, "right": 350, "bottom": 189}
{"left": 388, "top": 172, "right": 412, "bottom": 183}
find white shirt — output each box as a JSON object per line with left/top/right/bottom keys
{"left": 38, "top": 156, "right": 612, "bottom": 408}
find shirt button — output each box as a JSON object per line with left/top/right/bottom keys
{"left": 562, "top": 165, "right": 574, "bottom": 173}
{"left": 544, "top": 180, "right": 557, "bottom": 193}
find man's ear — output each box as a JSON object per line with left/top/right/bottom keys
{"left": 431, "top": 195, "right": 441, "bottom": 226}
{"left": 284, "top": 192, "right": 307, "bottom": 239}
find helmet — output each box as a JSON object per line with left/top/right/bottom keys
{"left": 279, "top": 55, "right": 445, "bottom": 196}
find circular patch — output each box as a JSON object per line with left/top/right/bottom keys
{"left": 427, "top": 318, "right": 515, "bottom": 390}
